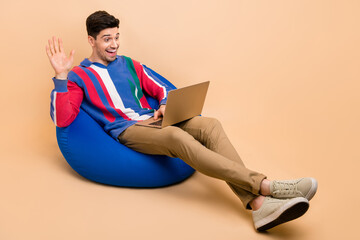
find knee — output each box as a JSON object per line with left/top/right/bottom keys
{"left": 207, "top": 117, "right": 222, "bottom": 128}
{"left": 199, "top": 117, "right": 222, "bottom": 132}
{"left": 190, "top": 116, "right": 222, "bottom": 128}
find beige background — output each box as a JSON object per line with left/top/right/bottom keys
{"left": 1, "top": 0, "right": 359, "bottom": 239}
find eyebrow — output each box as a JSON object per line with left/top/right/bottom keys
{"left": 101, "top": 33, "right": 120, "bottom": 38}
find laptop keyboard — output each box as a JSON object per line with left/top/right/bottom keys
{"left": 149, "top": 120, "right": 163, "bottom": 126}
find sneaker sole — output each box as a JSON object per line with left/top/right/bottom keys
{"left": 255, "top": 198, "right": 309, "bottom": 231}
{"left": 305, "top": 178, "right": 318, "bottom": 201}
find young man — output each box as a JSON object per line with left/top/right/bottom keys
{"left": 46, "top": 11, "right": 318, "bottom": 231}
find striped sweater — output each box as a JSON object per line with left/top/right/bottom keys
{"left": 50, "top": 55, "right": 172, "bottom": 140}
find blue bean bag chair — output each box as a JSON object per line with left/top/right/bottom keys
{"left": 56, "top": 66, "right": 195, "bottom": 187}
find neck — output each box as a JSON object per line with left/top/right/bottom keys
{"left": 88, "top": 53, "right": 109, "bottom": 66}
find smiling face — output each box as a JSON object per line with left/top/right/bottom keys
{"left": 88, "top": 27, "right": 120, "bottom": 66}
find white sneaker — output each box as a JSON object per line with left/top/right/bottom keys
{"left": 270, "top": 177, "right": 318, "bottom": 201}
{"left": 252, "top": 196, "right": 309, "bottom": 231}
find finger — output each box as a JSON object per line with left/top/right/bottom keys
{"left": 154, "top": 111, "right": 158, "bottom": 120}
{"left": 45, "top": 45, "right": 52, "bottom": 58}
{"left": 53, "top": 36, "right": 58, "bottom": 53}
{"left": 53, "top": 36, "right": 60, "bottom": 53}
{"left": 48, "top": 38, "right": 55, "bottom": 55}
{"left": 59, "top": 38, "right": 64, "bottom": 53}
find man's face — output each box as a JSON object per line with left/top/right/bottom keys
{"left": 88, "top": 27, "right": 120, "bottom": 65}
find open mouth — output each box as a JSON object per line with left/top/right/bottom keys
{"left": 106, "top": 49, "right": 117, "bottom": 56}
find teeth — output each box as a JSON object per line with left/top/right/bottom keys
{"left": 107, "top": 50, "right": 116, "bottom": 53}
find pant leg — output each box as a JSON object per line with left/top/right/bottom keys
{"left": 176, "top": 116, "right": 266, "bottom": 209}
{"left": 118, "top": 120, "right": 266, "bottom": 208}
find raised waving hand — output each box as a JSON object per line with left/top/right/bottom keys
{"left": 46, "top": 36, "right": 75, "bottom": 80}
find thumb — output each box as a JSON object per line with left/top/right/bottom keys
{"left": 154, "top": 110, "right": 159, "bottom": 120}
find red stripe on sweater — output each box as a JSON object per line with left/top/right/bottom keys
{"left": 72, "top": 66, "right": 116, "bottom": 122}
{"left": 132, "top": 60, "right": 158, "bottom": 107}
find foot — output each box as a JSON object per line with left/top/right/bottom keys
{"left": 252, "top": 196, "right": 309, "bottom": 231}
{"left": 270, "top": 177, "right": 318, "bottom": 201}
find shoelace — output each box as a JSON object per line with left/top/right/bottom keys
{"left": 272, "top": 181, "right": 298, "bottom": 196}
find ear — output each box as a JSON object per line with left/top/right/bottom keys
{"left": 88, "top": 35, "right": 95, "bottom": 47}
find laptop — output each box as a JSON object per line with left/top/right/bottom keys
{"left": 135, "top": 81, "right": 210, "bottom": 128}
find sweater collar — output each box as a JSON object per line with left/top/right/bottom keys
{"left": 80, "top": 55, "right": 120, "bottom": 68}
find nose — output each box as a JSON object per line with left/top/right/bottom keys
{"left": 111, "top": 39, "right": 119, "bottom": 48}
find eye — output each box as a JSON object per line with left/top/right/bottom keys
{"left": 104, "top": 38, "right": 110, "bottom": 42}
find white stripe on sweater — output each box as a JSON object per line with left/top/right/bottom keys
{"left": 90, "top": 64, "right": 147, "bottom": 120}
{"left": 142, "top": 65, "right": 167, "bottom": 101}
{"left": 52, "top": 92, "right": 57, "bottom": 126}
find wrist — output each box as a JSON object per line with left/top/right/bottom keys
{"left": 55, "top": 72, "right": 68, "bottom": 80}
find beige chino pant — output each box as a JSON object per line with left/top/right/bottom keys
{"left": 118, "top": 116, "right": 266, "bottom": 209}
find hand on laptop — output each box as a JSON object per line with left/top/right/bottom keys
{"left": 154, "top": 105, "right": 166, "bottom": 120}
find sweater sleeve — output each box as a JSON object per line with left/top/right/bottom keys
{"left": 132, "top": 60, "right": 172, "bottom": 106}
{"left": 50, "top": 78, "right": 83, "bottom": 127}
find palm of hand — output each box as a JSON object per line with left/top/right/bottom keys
{"left": 46, "top": 36, "right": 75, "bottom": 78}
{"left": 50, "top": 52, "right": 73, "bottom": 75}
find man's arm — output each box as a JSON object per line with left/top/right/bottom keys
{"left": 46, "top": 37, "right": 83, "bottom": 127}
{"left": 131, "top": 60, "right": 173, "bottom": 119}
{"left": 50, "top": 79, "right": 83, "bottom": 127}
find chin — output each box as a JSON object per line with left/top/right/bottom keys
{"left": 107, "top": 55, "right": 117, "bottom": 62}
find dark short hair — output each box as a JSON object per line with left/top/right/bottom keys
{"left": 86, "top": 11, "right": 120, "bottom": 39}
